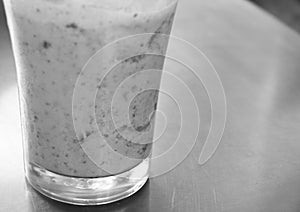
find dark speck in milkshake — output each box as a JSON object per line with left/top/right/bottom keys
{"left": 135, "top": 122, "right": 151, "bottom": 132}
{"left": 42, "top": 41, "right": 51, "bottom": 49}
{"left": 65, "top": 23, "right": 78, "bottom": 29}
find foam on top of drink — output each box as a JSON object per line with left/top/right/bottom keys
{"left": 11, "top": 0, "right": 176, "bottom": 27}
{"left": 81, "top": 0, "right": 176, "bottom": 12}
{"left": 16, "top": 0, "right": 176, "bottom": 12}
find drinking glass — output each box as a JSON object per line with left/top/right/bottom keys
{"left": 3, "top": 0, "right": 177, "bottom": 205}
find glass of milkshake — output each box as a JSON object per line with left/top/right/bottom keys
{"left": 3, "top": 0, "right": 178, "bottom": 205}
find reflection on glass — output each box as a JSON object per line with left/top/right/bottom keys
{"left": 25, "top": 180, "right": 150, "bottom": 212}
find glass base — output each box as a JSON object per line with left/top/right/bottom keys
{"left": 26, "top": 159, "right": 149, "bottom": 205}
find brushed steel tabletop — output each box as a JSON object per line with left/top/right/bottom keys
{"left": 1, "top": 0, "right": 300, "bottom": 211}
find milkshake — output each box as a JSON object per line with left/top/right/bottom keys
{"left": 4, "top": 0, "right": 177, "bottom": 205}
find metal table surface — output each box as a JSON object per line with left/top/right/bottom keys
{"left": 1, "top": 0, "right": 300, "bottom": 211}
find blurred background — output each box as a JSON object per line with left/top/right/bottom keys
{"left": 248, "top": 0, "right": 300, "bottom": 32}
